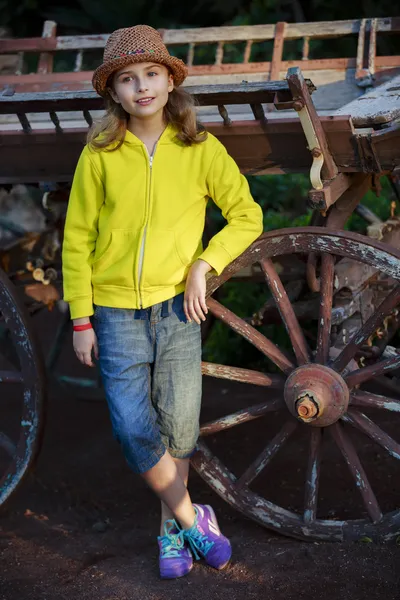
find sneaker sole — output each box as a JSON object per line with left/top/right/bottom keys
{"left": 204, "top": 504, "right": 232, "bottom": 570}
{"left": 160, "top": 563, "right": 193, "bottom": 580}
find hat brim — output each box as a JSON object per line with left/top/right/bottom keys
{"left": 92, "top": 52, "right": 188, "bottom": 96}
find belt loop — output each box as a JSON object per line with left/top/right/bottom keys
{"left": 161, "top": 299, "right": 169, "bottom": 318}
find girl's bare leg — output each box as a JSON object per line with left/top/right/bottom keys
{"left": 140, "top": 451, "right": 195, "bottom": 535}
{"left": 160, "top": 457, "right": 190, "bottom": 534}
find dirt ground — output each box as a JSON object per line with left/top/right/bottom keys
{"left": 0, "top": 310, "right": 399, "bottom": 600}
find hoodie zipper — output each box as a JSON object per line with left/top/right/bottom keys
{"left": 137, "top": 144, "right": 157, "bottom": 308}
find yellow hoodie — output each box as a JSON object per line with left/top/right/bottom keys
{"left": 62, "top": 124, "right": 263, "bottom": 319}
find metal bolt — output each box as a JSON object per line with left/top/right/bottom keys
{"left": 311, "top": 148, "right": 322, "bottom": 158}
{"left": 292, "top": 98, "right": 304, "bottom": 111}
{"left": 296, "top": 394, "right": 319, "bottom": 419}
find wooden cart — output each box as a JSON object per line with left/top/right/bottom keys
{"left": 1, "top": 17, "right": 400, "bottom": 541}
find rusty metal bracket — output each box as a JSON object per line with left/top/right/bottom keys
{"left": 286, "top": 67, "right": 338, "bottom": 190}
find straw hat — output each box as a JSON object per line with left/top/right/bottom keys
{"left": 92, "top": 25, "right": 188, "bottom": 96}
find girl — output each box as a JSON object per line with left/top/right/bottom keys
{"left": 62, "top": 24, "right": 263, "bottom": 579}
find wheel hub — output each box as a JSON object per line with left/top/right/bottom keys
{"left": 284, "top": 364, "right": 349, "bottom": 426}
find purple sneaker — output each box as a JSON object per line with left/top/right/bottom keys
{"left": 183, "top": 504, "right": 231, "bottom": 570}
{"left": 158, "top": 519, "right": 193, "bottom": 579}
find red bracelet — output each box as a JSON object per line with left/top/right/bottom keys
{"left": 73, "top": 323, "right": 93, "bottom": 332}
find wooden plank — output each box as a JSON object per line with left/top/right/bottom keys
{"left": 162, "top": 18, "right": 400, "bottom": 44}
{"left": 308, "top": 172, "right": 353, "bottom": 210}
{"left": 0, "top": 115, "right": 361, "bottom": 184}
{"left": 2, "top": 57, "right": 400, "bottom": 96}
{"left": 1, "top": 18, "right": 399, "bottom": 54}
{"left": 270, "top": 22, "right": 286, "bottom": 81}
{"left": 0, "top": 81, "right": 296, "bottom": 114}
{"left": 335, "top": 73, "right": 400, "bottom": 125}
{"left": 37, "top": 21, "right": 57, "bottom": 75}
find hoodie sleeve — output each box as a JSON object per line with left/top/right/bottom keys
{"left": 198, "top": 141, "right": 263, "bottom": 275}
{"left": 62, "top": 147, "right": 104, "bottom": 319}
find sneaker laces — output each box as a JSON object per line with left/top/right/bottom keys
{"left": 183, "top": 521, "right": 214, "bottom": 560}
{"left": 159, "top": 519, "right": 186, "bottom": 559}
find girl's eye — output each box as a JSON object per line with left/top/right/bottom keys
{"left": 148, "top": 71, "right": 157, "bottom": 77}
{"left": 122, "top": 76, "right": 132, "bottom": 83}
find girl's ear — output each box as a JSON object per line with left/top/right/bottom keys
{"left": 167, "top": 73, "right": 174, "bottom": 93}
{"left": 107, "top": 86, "right": 120, "bottom": 104}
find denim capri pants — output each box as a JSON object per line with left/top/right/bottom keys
{"left": 93, "top": 293, "right": 202, "bottom": 474}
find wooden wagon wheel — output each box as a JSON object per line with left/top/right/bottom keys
{"left": 192, "top": 227, "right": 400, "bottom": 542}
{"left": 0, "top": 268, "right": 46, "bottom": 508}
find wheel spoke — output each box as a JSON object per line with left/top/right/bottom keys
{"left": 345, "top": 355, "right": 400, "bottom": 389}
{"left": 0, "top": 432, "right": 16, "bottom": 457}
{"left": 201, "top": 362, "right": 285, "bottom": 388}
{"left": 260, "top": 258, "right": 310, "bottom": 366}
{"left": 304, "top": 428, "right": 322, "bottom": 523}
{"left": 235, "top": 421, "right": 298, "bottom": 489}
{"left": 0, "top": 370, "right": 23, "bottom": 384}
{"left": 350, "top": 390, "right": 400, "bottom": 412}
{"left": 207, "top": 297, "right": 294, "bottom": 374}
{"left": 329, "top": 422, "right": 382, "bottom": 523}
{"left": 200, "top": 397, "right": 284, "bottom": 436}
{"left": 332, "top": 285, "right": 400, "bottom": 373}
{"left": 343, "top": 408, "right": 400, "bottom": 460}
{"left": 316, "top": 254, "right": 335, "bottom": 365}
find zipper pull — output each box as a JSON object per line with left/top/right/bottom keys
{"left": 149, "top": 155, "right": 153, "bottom": 168}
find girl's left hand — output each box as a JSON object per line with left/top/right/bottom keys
{"left": 184, "top": 259, "right": 212, "bottom": 324}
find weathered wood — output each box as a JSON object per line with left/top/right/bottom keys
{"left": 303, "top": 428, "right": 322, "bottom": 523}
{"left": 335, "top": 74, "right": 400, "bottom": 126}
{"left": 236, "top": 421, "right": 298, "bottom": 489}
{"left": 332, "top": 285, "right": 400, "bottom": 373}
{"left": 207, "top": 296, "right": 294, "bottom": 373}
{"left": 329, "top": 422, "right": 383, "bottom": 523}
{"left": 205, "top": 228, "right": 400, "bottom": 299}
{"left": 316, "top": 253, "right": 334, "bottom": 364}
{"left": 200, "top": 397, "right": 284, "bottom": 436}
{"left": 192, "top": 439, "right": 346, "bottom": 541}
{"left": 260, "top": 257, "right": 310, "bottom": 365}
{"left": 325, "top": 174, "right": 372, "bottom": 230}
{"left": 308, "top": 173, "right": 353, "bottom": 211}
{"left": 345, "top": 355, "right": 400, "bottom": 389}
{"left": 0, "top": 81, "right": 296, "bottom": 114}
{"left": 1, "top": 18, "right": 398, "bottom": 53}
{"left": 343, "top": 409, "right": 400, "bottom": 460}
{"left": 37, "top": 21, "right": 56, "bottom": 75}
{"left": 350, "top": 390, "right": 400, "bottom": 412}
{"left": 0, "top": 116, "right": 358, "bottom": 184}
{"left": 270, "top": 22, "right": 286, "bottom": 82}
{"left": 2, "top": 57, "right": 400, "bottom": 98}
{"left": 201, "top": 362, "right": 284, "bottom": 387}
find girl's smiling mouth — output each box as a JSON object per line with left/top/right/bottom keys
{"left": 136, "top": 97, "right": 155, "bottom": 105}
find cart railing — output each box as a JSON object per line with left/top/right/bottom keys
{"left": 1, "top": 17, "right": 399, "bottom": 104}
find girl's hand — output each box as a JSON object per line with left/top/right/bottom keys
{"left": 72, "top": 322, "right": 99, "bottom": 367}
{"left": 184, "top": 259, "right": 212, "bottom": 324}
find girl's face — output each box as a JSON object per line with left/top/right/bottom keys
{"left": 109, "top": 62, "right": 174, "bottom": 121}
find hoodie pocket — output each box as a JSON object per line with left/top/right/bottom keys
{"left": 92, "top": 229, "right": 139, "bottom": 288}
{"left": 143, "top": 228, "right": 187, "bottom": 288}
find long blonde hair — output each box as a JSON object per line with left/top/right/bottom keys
{"left": 87, "top": 84, "right": 207, "bottom": 151}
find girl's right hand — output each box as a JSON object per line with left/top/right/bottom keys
{"left": 73, "top": 328, "right": 99, "bottom": 367}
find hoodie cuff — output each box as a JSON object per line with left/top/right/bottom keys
{"left": 198, "top": 243, "right": 233, "bottom": 276}
{"left": 67, "top": 297, "right": 94, "bottom": 320}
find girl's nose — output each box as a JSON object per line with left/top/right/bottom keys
{"left": 137, "top": 79, "right": 149, "bottom": 93}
